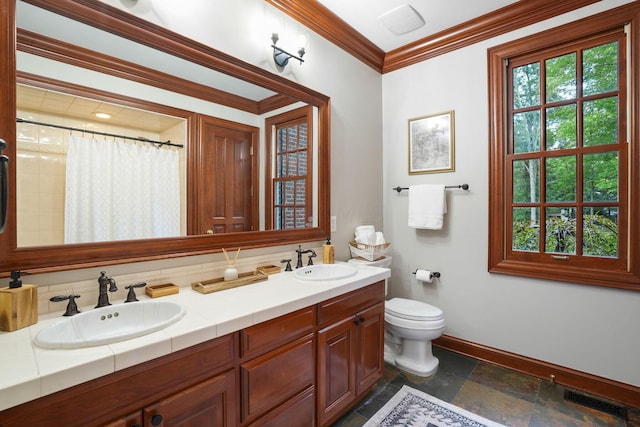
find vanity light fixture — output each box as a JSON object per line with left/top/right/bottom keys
{"left": 271, "top": 32, "right": 305, "bottom": 67}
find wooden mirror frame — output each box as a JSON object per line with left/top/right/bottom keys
{"left": 0, "top": 0, "right": 331, "bottom": 274}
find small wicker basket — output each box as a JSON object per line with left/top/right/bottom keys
{"left": 348, "top": 241, "right": 390, "bottom": 262}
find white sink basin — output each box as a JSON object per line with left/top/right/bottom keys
{"left": 34, "top": 300, "right": 186, "bottom": 349}
{"left": 295, "top": 264, "right": 358, "bottom": 281}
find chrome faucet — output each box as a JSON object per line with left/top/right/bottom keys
{"left": 95, "top": 271, "right": 118, "bottom": 308}
{"left": 295, "top": 245, "right": 317, "bottom": 268}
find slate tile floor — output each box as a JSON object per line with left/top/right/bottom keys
{"left": 333, "top": 347, "right": 640, "bottom": 427}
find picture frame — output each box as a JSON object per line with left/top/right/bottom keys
{"left": 408, "top": 110, "right": 455, "bottom": 174}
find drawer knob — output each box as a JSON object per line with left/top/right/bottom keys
{"left": 151, "top": 414, "right": 163, "bottom": 426}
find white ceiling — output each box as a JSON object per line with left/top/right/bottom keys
{"left": 17, "top": 84, "right": 183, "bottom": 133}
{"left": 317, "top": 0, "right": 519, "bottom": 52}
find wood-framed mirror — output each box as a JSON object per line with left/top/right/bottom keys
{"left": 0, "top": 0, "right": 330, "bottom": 274}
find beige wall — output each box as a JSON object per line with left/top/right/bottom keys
{"left": 381, "top": 0, "right": 640, "bottom": 387}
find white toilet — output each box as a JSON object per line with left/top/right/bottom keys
{"left": 384, "top": 297, "right": 446, "bottom": 377}
{"left": 347, "top": 256, "right": 446, "bottom": 377}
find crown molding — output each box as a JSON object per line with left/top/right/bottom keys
{"left": 264, "top": 0, "right": 386, "bottom": 72}
{"left": 268, "top": 0, "right": 602, "bottom": 74}
{"left": 383, "top": 0, "right": 601, "bottom": 73}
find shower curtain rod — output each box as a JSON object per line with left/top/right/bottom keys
{"left": 16, "top": 118, "right": 184, "bottom": 148}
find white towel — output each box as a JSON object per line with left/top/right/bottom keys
{"left": 408, "top": 184, "right": 447, "bottom": 230}
{"left": 355, "top": 225, "right": 376, "bottom": 245}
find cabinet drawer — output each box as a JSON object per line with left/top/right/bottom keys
{"left": 143, "top": 369, "right": 237, "bottom": 427}
{"left": 240, "top": 334, "right": 315, "bottom": 423}
{"left": 317, "top": 281, "right": 385, "bottom": 327}
{"left": 240, "top": 306, "right": 315, "bottom": 359}
{"left": 248, "top": 386, "right": 315, "bottom": 427}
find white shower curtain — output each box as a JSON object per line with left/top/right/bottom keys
{"left": 65, "top": 135, "right": 181, "bottom": 243}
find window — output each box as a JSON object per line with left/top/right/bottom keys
{"left": 488, "top": 7, "right": 640, "bottom": 290}
{"left": 265, "top": 106, "right": 313, "bottom": 230}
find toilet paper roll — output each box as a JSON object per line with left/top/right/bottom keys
{"left": 415, "top": 269, "right": 433, "bottom": 283}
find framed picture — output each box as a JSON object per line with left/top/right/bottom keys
{"left": 408, "top": 110, "right": 455, "bottom": 174}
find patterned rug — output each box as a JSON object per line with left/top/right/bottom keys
{"left": 363, "top": 385, "right": 506, "bottom": 427}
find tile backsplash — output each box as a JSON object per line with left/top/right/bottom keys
{"left": 35, "top": 247, "right": 321, "bottom": 316}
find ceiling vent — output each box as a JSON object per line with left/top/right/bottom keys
{"left": 378, "top": 4, "right": 425, "bottom": 36}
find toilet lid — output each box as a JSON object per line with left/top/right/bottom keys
{"left": 385, "top": 298, "right": 443, "bottom": 321}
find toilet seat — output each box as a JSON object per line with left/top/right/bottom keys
{"left": 385, "top": 298, "right": 444, "bottom": 321}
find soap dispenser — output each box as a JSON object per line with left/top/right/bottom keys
{"left": 322, "top": 238, "right": 335, "bottom": 264}
{"left": 0, "top": 270, "right": 38, "bottom": 331}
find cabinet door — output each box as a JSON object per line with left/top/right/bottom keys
{"left": 143, "top": 369, "right": 236, "bottom": 427}
{"left": 356, "top": 302, "right": 385, "bottom": 394}
{"left": 317, "top": 316, "right": 357, "bottom": 426}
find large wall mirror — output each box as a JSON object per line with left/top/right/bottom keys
{"left": 0, "top": 0, "right": 330, "bottom": 273}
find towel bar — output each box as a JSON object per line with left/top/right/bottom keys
{"left": 392, "top": 184, "right": 469, "bottom": 193}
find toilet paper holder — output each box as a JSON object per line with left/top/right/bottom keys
{"left": 412, "top": 270, "right": 441, "bottom": 279}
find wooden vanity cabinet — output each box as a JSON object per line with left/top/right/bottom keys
{"left": 0, "top": 334, "right": 237, "bottom": 427}
{"left": 316, "top": 281, "right": 385, "bottom": 426}
{"left": 0, "top": 281, "right": 386, "bottom": 427}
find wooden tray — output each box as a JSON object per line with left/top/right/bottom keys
{"left": 145, "top": 283, "right": 179, "bottom": 298}
{"left": 256, "top": 264, "right": 281, "bottom": 275}
{"left": 191, "top": 271, "right": 268, "bottom": 294}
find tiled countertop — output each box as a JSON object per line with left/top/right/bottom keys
{"left": 0, "top": 263, "right": 390, "bottom": 412}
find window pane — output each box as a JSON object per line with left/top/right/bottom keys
{"left": 583, "top": 97, "right": 618, "bottom": 146}
{"left": 274, "top": 182, "right": 283, "bottom": 204}
{"left": 299, "top": 123, "right": 308, "bottom": 148}
{"left": 583, "top": 42, "right": 618, "bottom": 96}
{"left": 545, "top": 207, "right": 576, "bottom": 254}
{"left": 287, "top": 126, "right": 298, "bottom": 150}
{"left": 513, "top": 159, "right": 539, "bottom": 203}
{"left": 277, "top": 129, "right": 287, "bottom": 152}
{"left": 277, "top": 154, "right": 285, "bottom": 176}
{"left": 546, "top": 53, "right": 576, "bottom": 102}
{"left": 546, "top": 156, "right": 576, "bottom": 202}
{"left": 299, "top": 150, "right": 307, "bottom": 175}
{"left": 583, "top": 207, "right": 618, "bottom": 257}
{"left": 274, "top": 207, "right": 282, "bottom": 229}
{"left": 513, "top": 62, "right": 540, "bottom": 108}
{"left": 513, "top": 110, "right": 540, "bottom": 153}
{"left": 512, "top": 207, "right": 539, "bottom": 252}
{"left": 295, "top": 208, "right": 307, "bottom": 228}
{"left": 287, "top": 152, "right": 297, "bottom": 176}
{"left": 284, "top": 181, "right": 295, "bottom": 205}
{"left": 283, "top": 207, "right": 295, "bottom": 228}
{"left": 295, "top": 179, "right": 306, "bottom": 204}
{"left": 546, "top": 104, "right": 576, "bottom": 150}
{"left": 583, "top": 152, "right": 618, "bottom": 202}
